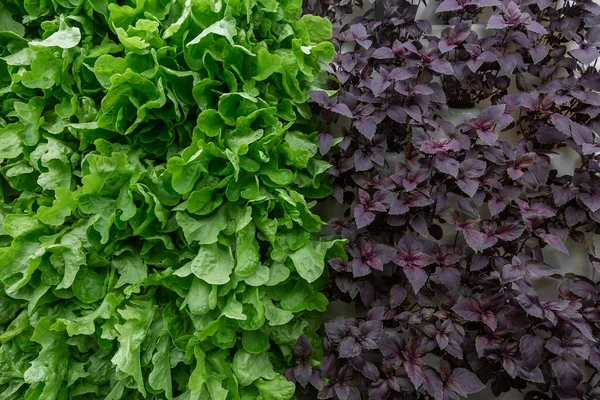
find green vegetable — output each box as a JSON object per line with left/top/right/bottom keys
{"left": 0, "top": 1, "right": 339, "bottom": 399}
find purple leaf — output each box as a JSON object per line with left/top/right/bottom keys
{"left": 394, "top": 233, "right": 432, "bottom": 265}
{"left": 578, "top": 192, "right": 600, "bottom": 212}
{"left": 439, "top": 267, "right": 461, "bottom": 289}
{"left": 368, "top": 380, "right": 390, "bottom": 400}
{"left": 495, "top": 223, "right": 524, "bottom": 241}
{"left": 354, "top": 204, "right": 376, "bottom": 229}
{"left": 331, "top": 103, "right": 354, "bottom": 118}
{"left": 436, "top": 321, "right": 453, "bottom": 350}
{"left": 487, "top": 15, "right": 509, "bottom": 30}
{"left": 325, "top": 319, "right": 347, "bottom": 343}
{"left": 339, "top": 336, "right": 362, "bottom": 358}
{"left": 462, "top": 229, "right": 484, "bottom": 251}
{"left": 320, "top": 355, "right": 336, "bottom": 378}
{"left": 389, "top": 196, "right": 410, "bottom": 215}
{"left": 405, "top": 362, "right": 424, "bottom": 389}
{"left": 374, "top": 244, "right": 396, "bottom": 268}
{"left": 539, "top": 232, "right": 569, "bottom": 254}
{"left": 372, "top": 47, "right": 394, "bottom": 59}
{"left": 336, "top": 276, "right": 360, "bottom": 298}
{"left": 310, "top": 369, "right": 323, "bottom": 390}
{"left": 498, "top": 53, "right": 523, "bottom": 75}
{"left": 516, "top": 366, "right": 545, "bottom": 383}
{"left": 295, "top": 363, "right": 313, "bottom": 387}
{"left": 390, "top": 67, "right": 417, "bottom": 81}
{"left": 352, "top": 258, "right": 371, "bottom": 277}
{"left": 334, "top": 383, "right": 350, "bottom": 400}
{"left": 453, "top": 298, "right": 481, "bottom": 322}
{"left": 590, "top": 347, "right": 600, "bottom": 372}
{"left": 309, "top": 90, "right": 331, "bottom": 106}
{"left": 525, "top": 20, "right": 547, "bottom": 35}
{"left": 389, "top": 285, "right": 407, "bottom": 308}
{"left": 350, "top": 24, "right": 367, "bottom": 39}
{"left": 570, "top": 47, "right": 600, "bottom": 64}
{"left": 571, "top": 121, "right": 594, "bottom": 145}
{"left": 446, "top": 368, "right": 485, "bottom": 396}
{"left": 551, "top": 358, "right": 583, "bottom": 391}
{"left": 536, "top": 126, "right": 569, "bottom": 144}
{"left": 358, "top": 320, "right": 383, "bottom": 349}
{"left": 354, "top": 151, "right": 373, "bottom": 172}
{"left": 545, "top": 337, "right": 566, "bottom": 356}
{"left": 526, "top": 260, "right": 559, "bottom": 277}
{"left": 553, "top": 186, "right": 574, "bottom": 206}
{"left": 428, "top": 59, "right": 454, "bottom": 75}
{"left": 319, "top": 383, "right": 335, "bottom": 399}
{"left": 349, "top": 355, "right": 378, "bottom": 380}
{"left": 439, "top": 39, "right": 458, "bottom": 54}
{"left": 461, "top": 159, "right": 486, "bottom": 178}
{"left": 404, "top": 105, "right": 422, "bottom": 122}
{"left": 436, "top": 0, "right": 462, "bottom": 12}
{"left": 520, "top": 334, "right": 545, "bottom": 370}
{"left": 403, "top": 267, "right": 428, "bottom": 294}
{"left": 458, "top": 198, "right": 479, "bottom": 219}
{"left": 488, "top": 196, "right": 509, "bottom": 216}
{"left": 529, "top": 44, "right": 549, "bottom": 63}
{"left": 565, "top": 206, "right": 586, "bottom": 226}
{"left": 467, "top": 58, "right": 484, "bottom": 73}
{"left": 476, "top": 129, "right": 499, "bottom": 144}
{"left": 356, "top": 38, "right": 372, "bottom": 50}
{"left": 581, "top": 73, "right": 600, "bottom": 91}
{"left": 386, "top": 105, "right": 406, "bottom": 123}
{"left": 380, "top": 337, "right": 404, "bottom": 367}
{"left": 444, "top": 340, "right": 464, "bottom": 361}
{"left": 475, "top": 335, "right": 498, "bottom": 357}
{"left": 370, "top": 75, "right": 392, "bottom": 97}
{"left": 550, "top": 113, "right": 571, "bottom": 135}
{"left": 410, "top": 215, "right": 429, "bottom": 238}
{"left": 318, "top": 133, "right": 333, "bottom": 155}
{"left": 501, "top": 259, "right": 526, "bottom": 282}
{"left": 478, "top": 104, "right": 506, "bottom": 124}
{"left": 516, "top": 293, "right": 544, "bottom": 318}
{"left": 294, "top": 334, "right": 313, "bottom": 360}
{"left": 355, "top": 118, "right": 378, "bottom": 140}
{"left": 413, "top": 85, "right": 435, "bottom": 95}
{"left": 481, "top": 311, "right": 497, "bottom": 331}
{"left": 434, "top": 154, "right": 460, "bottom": 177}
{"left": 503, "top": 357, "right": 518, "bottom": 379}
{"left": 422, "top": 368, "right": 443, "bottom": 400}
{"left": 457, "top": 179, "right": 479, "bottom": 197}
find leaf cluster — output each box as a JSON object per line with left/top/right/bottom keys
{"left": 0, "top": 0, "right": 340, "bottom": 399}
{"left": 295, "top": 0, "right": 600, "bottom": 399}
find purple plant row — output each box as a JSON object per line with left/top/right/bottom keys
{"left": 289, "top": 0, "right": 600, "bottom": 399}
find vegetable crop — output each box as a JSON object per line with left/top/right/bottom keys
{"left": 0, "top": 1, "right": 341, "bottom": 399}
{"left": 296, "top": 0, "right": 600, "bottom": 399}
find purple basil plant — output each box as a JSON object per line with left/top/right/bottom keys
{"left": 290, "top": 0, "right": 600, "bottom": 399}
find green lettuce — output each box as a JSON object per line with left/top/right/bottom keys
{"left": 0, "top": 1, "right": 342, "bottom": 399}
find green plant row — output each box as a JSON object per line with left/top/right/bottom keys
{"left": 0, "top": 1, "right": 342, "bottom": 399}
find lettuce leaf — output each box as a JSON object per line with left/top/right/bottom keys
{"left": 0, "top": 0, "right": 337, "bottom": 399}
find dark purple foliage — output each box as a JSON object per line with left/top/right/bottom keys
{"left": 286, "top": 334, "right": 324, "bottom": 394}
{"left": 293, "top": 0, "right": 600, "bottom": 398}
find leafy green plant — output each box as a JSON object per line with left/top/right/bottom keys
{"left": 0, "top": 1, "right": 341, "bottom": 399}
